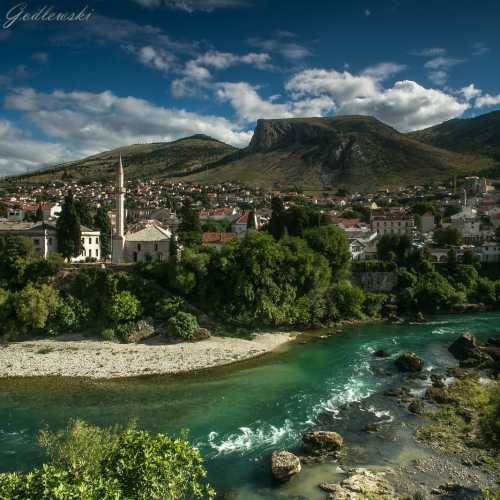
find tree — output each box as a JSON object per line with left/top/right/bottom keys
{"left": 304, "top": 225, "right": 351, "bottom": 280}
{"left": 434, "top": 226, "right": 463, "bottom": 247}
{"left": 0, "top": 419, "right": 215, "bottom": 499}
{"left": 377, "top": 234, "right": 411, "bottom": 265}
{"left": 268, "top": 197, "right": 286, "bottom": 240}
{"left": 178, "top": 200, "right": 202, "bottom": 247}
{"left": 327, "top": 280, "right": 365, "bottom": 321}
{"left": 93, "top": 207, "right": 111, "bottom": 258}
{"left": 412, "top": 271, "right": 457, "bottom": 313}
{"left": 57, "top": 191, "right": 82, "bottom": 259}
{"left": 0, "top": 235, "right": 32, "bottom": 288}
{"left": 35, "top": 205, "right": 44, "bottom": 222}
{"left": 13, "top": 283, "right": 60, "bottom": 333}
{"left": 74, "top": 198, "right": 95, "bottom": 227}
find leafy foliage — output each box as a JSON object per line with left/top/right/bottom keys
{"left": 167, "top": 311, "right": 199, "bottom": 339}
{"left": 0, "top": 419, "right": 215, "bottom": 499}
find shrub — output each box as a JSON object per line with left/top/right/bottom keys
{"left": 167, "top": 312, "right": 199, "bottom": 340}
{"left": 106, "top": 291, "right": 142, "bottom": 325}
{"left": 327, "top": 281, "right": 365, "bottom": 321}
{"left": 481, "top": 385, "right": 500, "bottom": 450}
{"left": 0, "top": 419, "right": 215, "bottom": 499}
{"left": 99, "top": 328, "right": 116, "bottom": 341}
{"left": 155, "top": 296, "right": 186, "bottom": 321}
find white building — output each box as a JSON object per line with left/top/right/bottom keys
{"left": 370, "top": 209, "right": 415, "bottom": 236}
{"left": 0, "top": 221, "right": 101, "bottom": 262}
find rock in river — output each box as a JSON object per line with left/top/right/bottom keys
{"left": 302, "top": 431, "right": 344, "bottom": 454}
{"left": 271, "top": 450, "right": 301, "bottom": 481}
{"left": 448, "top": 333, "right": 481, "bottom": 361}
{"left": 395, "top": 352, "right": 424, "bottom": 372}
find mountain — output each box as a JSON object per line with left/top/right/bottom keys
{"left": 184, "top": 116, "right": 490, "bottom": 190}
{"left": 12, "top": 135, "right": 237, "bottom": 183}
{"left": 408, "top": 111, "right": 500, "bottom": 159}
{"left": 9, "top": 115, "right": 493, "bottom": 190}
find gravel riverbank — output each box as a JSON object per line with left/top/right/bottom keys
{"left": 0, "top": 332, "right": 295, "bottom": 379}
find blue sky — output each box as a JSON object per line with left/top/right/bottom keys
{"left": 1, "top": 0, "right": 500, "bottom": 175}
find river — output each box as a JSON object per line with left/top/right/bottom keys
{"left": 0, "top": 313, "right": 499, "bottom": 498}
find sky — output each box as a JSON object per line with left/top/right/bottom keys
{"left": 0, "top": 0, "right": 500, "bottom": 176}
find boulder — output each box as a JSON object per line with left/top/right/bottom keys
{"left": 395, "top": 352, "right": 424, "bottom": 372}
{"left": 449, "top": 334, "right": 481, "bottom": 361}
{"left": 431, "top": 373, "right": 446, "bottom": 388}
{"left": 363, "top": 423, "right": 381, "bottom": 433}
{"left": 408, "top": 400, "right": 425, "bottom": 415}
{"left": 486, "top": 336, "right": 500, "bottom": 348}
{"left": 425, "top": 387, "right": 454, "bottom": 405}
{"left": 270, "top": 450, "right": 301, "bottom": 481}
{"left": 119, "top": 319, "right": 156, "bottom": 343}
{"left": 383, "top": 387, "right": 411, "bottom": 400}
{"left": 373, "top": 349, "right": 390, "bottom": 358}
{"left": 192, "top": 327, "right": 211, "bottom": 341}
{"left": 320, "top": 468, "right": 395, "bottom": 499}
{"left": 302, "top": 431, "right": 343, "bottom": 454}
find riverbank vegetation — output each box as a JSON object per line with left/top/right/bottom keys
{"left": 2, "top": 202, "right": 500, "bottom": 341}
{"left": 0, "top": 420, "right": 214, "bottom": 499}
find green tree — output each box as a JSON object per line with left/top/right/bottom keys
{"left": 327, "top": 280, "right": 365, "bottom": 321}
{"left": 304, "top": 225, "right": 351, "bottom": 280}
{"left": 35, "top": 204, "right": 44, "bottom": 222}
{"left": 268, "top": 197, "right": 286, "bottom": 240}
{"left": 94, "top": 207, "right": 111, "bottom": 258}
{"left": 434, "top": 226, "right": 463, "bottom": 246}
{"left": 57, "top": 191, "right": 82, "bottom": 259}
{"left": 377, "top": 234, "right": 411, "bottom": 265}
{"left": 0, "top": 419, "right": 215, "bottom": 499}
{"left": 14, "top": 283, "right": 60, "bottom": 333}
{"left": 412, "top": 271, "right": 457, "bottom": 313}
{"left": 74, "top": 198, "right": 95, "bottom": 227}
{"left": 178, "top": 200, "right": 202, "bottom": 247}
{"left": 0, "top": 235, "right": 32, "bottom": 288}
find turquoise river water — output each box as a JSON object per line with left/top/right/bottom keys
{"left": 0, "top": 313, "right": 499, "bottom": 498}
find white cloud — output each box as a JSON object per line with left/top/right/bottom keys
{"left": 475, "top": 93, "right": 500, "bottom": 108}
{"left": 361, "top": 62, "right": 406, "bottom": 81}
{"left": 411, "top": 48, "right": 447, "bottom": 57}
{"left": 2, "top": 87, "right": 253, "bottom": 175}
{"left": 364, "top": 9, "right": 371, "bottom": 16}
{"left": 423, "top": 55, "right": 465, "bottom": 86}
{"left": 247, "top": 35, "right": 311, "bottom": 61}
{"left": 125, "top": 45, "right": 177, "bottom": 72}
{"left": 460, "top": 84, "right": 482, "bottom": 101}
{"left": 215, "top": 81, "right": 335, "bottom": 122}
{"left": 0, "top": 120, "right": 70, "bottom": 176}
{"left": 285, "top": 68, "right": 469, "bottom": 131}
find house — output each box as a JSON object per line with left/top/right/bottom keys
{"left": 370, "top": 209, "right": 415, "bottom": 236}
{"left": 420, "top": 212, "right": 436, "bottom": 233}
{"left": 201, "top": 232, "right": 238, "bottom": 251}
{"left": 231, "top": 210, "right": 260, "bottom": 236}
{"left": 0, "top": 221, "right": 101, "bottom": 261}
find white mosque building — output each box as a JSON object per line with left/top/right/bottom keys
{"left": 111, "top": 156, "right": 173, "bottom": 264}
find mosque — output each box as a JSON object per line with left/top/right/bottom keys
{"left": 111, "top": 156, "right": 173, "bottom": 264}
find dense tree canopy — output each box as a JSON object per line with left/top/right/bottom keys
{"left": 57, "top": 191, "right": 82, "bottom": 259}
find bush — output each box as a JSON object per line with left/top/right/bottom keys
{"left": 481, "top": 385, "right": 500, "bottom": 450}
{"left": 327, "top": 281, "right": 365, "bottom": 321}
{"left": 167, "top": 312, "right": 199, "bottom": 340}
{"left": 106, "top": 291, "right": 142, "bottom": 325}
{"left": 0, "top": 419, "right": 215, "bottom": 499}
{"left": 99, "top": 328, "right": 116, "bottom": 341}
{"left": 155, "top": 296, "right": 186, "bottom": 321}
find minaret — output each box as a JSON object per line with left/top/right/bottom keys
{"left": 111, "top": 155, "right": 125, "bottom": 263}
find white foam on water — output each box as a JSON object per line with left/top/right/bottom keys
{"left": 205, "top": 419, "right": 296, "bottom": 456}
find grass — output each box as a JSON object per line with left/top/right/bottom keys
{"left": 36, "top": 347, "right": 55, "bottom": 355}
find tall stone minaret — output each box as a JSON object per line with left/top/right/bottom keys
{"left": 111, "top": 155, "right": 125, "bottom": 263}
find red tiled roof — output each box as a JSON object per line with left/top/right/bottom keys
{"left": 233, "top": 212, "right": 249, "bottom": 225}
{"left": 202, "top": 232, "right": 238, "bottom": 244}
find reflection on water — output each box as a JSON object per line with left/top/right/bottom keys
{"left": 0, "top": 313, "right": 499, "bottom": 497}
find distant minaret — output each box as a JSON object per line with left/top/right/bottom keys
{"left": 111, "top": 155, "right": 125, "bottom": 263}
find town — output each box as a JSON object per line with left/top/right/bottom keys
{"left": 1, "top": 159, "right": 499, "bottom": 266}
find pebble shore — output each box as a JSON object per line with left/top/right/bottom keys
{"left": 0, "top": 332, "right": 294, "bottom": 379}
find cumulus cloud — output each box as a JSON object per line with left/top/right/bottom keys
{"left": 32, "top": 52, "right": 49, "bottom": 63}
{"left": 423, "top": 56, "right": 465, "bottom": 85}
{"left": 285, "top": 68, "right": 469, "bottom": 131}
{"left": 460, "top": 84, "right": 482, "bottom": 101}
{"left": 411, "top": 47, "right": 447, "bottom": 57}
{"left": 215, "top": 82, "right": 335, "bottom": 122}
{"left": 2, "top": 87, "right": 253, "bottom": 175}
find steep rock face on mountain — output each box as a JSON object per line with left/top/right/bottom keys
{"left": 186, "top": 116, "right": 487, "bottom": 190}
